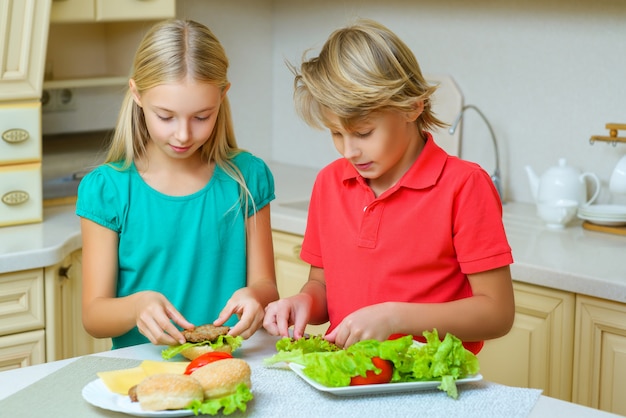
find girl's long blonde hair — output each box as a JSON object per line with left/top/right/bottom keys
{"left": 292, "top": 18, "right": 446, "bottom": 132}
{"left": 105, "top": 19, "right": 253, "bottom": 213}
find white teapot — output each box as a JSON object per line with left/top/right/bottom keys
{"left": 525, "top": 158, "right": 600, "bottom": 207}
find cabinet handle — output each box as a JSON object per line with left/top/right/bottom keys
{"left": 2, "top": 128, "right": 29, "bottom": 144}
{"left": 1, "top": 190, "right": 30, "bottom": 206}
{"left": 59, "top": 264, "right": 72, "bottom": 279}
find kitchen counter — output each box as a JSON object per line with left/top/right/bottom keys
{"left": 0, "top": 330, "right": 620, "bottom": 417}
{"left": 2, "top": 161, "right": 625, "bottom": 303}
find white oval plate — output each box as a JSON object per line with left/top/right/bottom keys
{"left": 82, "top": 378, "right": 194, "bottom": 417}
{"left": 579, "top": 204, "right": 626, "bottom": 217}
{"left": 578, "top": 214, "right": 626, "bottom": 226}
{"left": 288, "top": 363, "right": 482, "bottom": 397}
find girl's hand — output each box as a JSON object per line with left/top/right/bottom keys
{"left": 263, "top": 293, "right": 313, "bottom": 339}
{"left": 134, "top": 291, "right": 194, "bottom": 346}
{"left": 213, "top": 288, "right": 265, "bottom": 339}
{"left": 325, "top": 303, "right": 396, "bottom": 348}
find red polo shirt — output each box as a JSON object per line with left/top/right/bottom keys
{"left": 300, "top": 134, "right": 513, "bottom": 354}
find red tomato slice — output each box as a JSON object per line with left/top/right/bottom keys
{"left": 184, "top": 351, "right": 233, "bottom": 375}
{"left": 350, "top": 357, "right": 393, "bottom": 386}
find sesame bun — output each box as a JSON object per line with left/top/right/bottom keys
{"left": 135, "top": 373, "right": 203, "bottom": 411}
{"left": 191, "top": 358, "right": 251, "bottom": 398}
{"left": 180, "top": 343, "right": 233, "bottom": 361}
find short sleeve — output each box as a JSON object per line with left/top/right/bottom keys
{"left": 75, "top": 166, "right": 125, "bottom": 232}
{"left": 236, "top": 153, "right": 275, "bottom": 217}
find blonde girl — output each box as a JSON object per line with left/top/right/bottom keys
{"left": 77, "top": 19, "right": 278, "bottom": 349}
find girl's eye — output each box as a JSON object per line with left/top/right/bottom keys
{"left": 195, "top": 116, "right": 209, "bottom": 121}
{"left": 157, "top": 115, "right": 172, "bottom": 121}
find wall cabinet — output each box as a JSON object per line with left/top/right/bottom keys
{"left": 0, "top": 0, "right": 51, "bottom": 226}
{"left": 50, "top": 0, "right": 176, "bottom": 23}
{"left": 46, "top": 0, "right": 176, "bottom": 89}
{"left": 272, "top": 231, "right": 329, "bottom": 336}
{"left": 0, "top": 250, "right": 109, "bottom": 369}
{"left": 477, "top": 282, "right": 575, "bottom": 401}
{"left": 573, "top": 296, "right": 626, "bottom": 415}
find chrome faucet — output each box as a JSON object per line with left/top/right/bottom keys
{"left": 449, "top": 104, "right": 504, "bottom": 203}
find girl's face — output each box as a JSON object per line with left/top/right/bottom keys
{"left": 326, "top": 107, "right": 423, "bottom": 195}
{"left": 130, "top": 78, "right": 228, "bottom": 161}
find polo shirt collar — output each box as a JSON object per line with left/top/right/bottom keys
{"left": 340, "top": 132, "right": 448, "bottom": 190}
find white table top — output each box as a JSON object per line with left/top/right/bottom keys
{"left": 0, "top": 330, "right": 620, "bottom": 417}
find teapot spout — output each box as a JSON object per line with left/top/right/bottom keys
{"left": 525, "top": 165, "right": 539, "bottom": 201}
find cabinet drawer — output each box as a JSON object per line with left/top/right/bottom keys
{"left": 50, "top": 0, "right": 95, "bottom": 22}
{"left": 0, "top": 269, "right": 44, "bottom": 336}
{"left": 0, "top": 330, "right": 46, "bottom": 371}
{"left": 0, "top": 103, "right": 41, "bottom": 166}
{"left": 0, "top": 163, "right": 43, "bottom": 227}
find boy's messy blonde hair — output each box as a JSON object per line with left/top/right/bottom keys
{"left": 292, "top": 18, "right": 446, "bottom": 132}
{"left": 105, "top": 19, "right": 253, "bottom": 214}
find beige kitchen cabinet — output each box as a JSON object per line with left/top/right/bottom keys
{"left": 573, "top": 295, "right": 626, "bottom": 416}
{"left": 272, "top": 231, "right": 329, "bottom": 336}
{"left": 477, "top": 282, "right": 575, "bottom": 401}
{"left": 45, "top": 250, "right": 111, "bottom": 361}
{"left": 0, "top": 0, "right": 51, "bottom": 227}
{"left": 50, "top": 0, "right": 176, "bottom": 23}
{"left": 45, "top": 0, "right": 176, "bottom": 90}
{"left": 0, "top": 268, "right": 46, "bottom": 371}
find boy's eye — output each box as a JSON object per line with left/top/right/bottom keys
{"left": 356, "top": 131, "right": 372, "bottom": 138}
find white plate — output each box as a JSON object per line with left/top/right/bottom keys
{"left": 82, "top": 378, "right": 194, "bottom": 417}
{"left": 579, "top": 204, "right": 626, "bottom": 217}
{"left": 288, "top": 363, "right": 482, "bottom": 397}
{"left": 577, "top": 214, "right": 626, "bottom": 226}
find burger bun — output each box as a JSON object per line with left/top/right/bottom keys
{"left": 135, "top": 373, "right": 203, "bottom": 411}
{"left": 191, "top": 358, "right": 251, "bottom": 399}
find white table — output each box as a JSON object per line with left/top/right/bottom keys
{"left": 0, "top": 330, "right": 619, "bottom": 417}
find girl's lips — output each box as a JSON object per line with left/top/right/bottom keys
{"left": 170, "top": 144, "right": 191, "bottom": 153}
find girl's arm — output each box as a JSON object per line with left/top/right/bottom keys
{"left": 214, "top": 204, "right": 279, "bottom": 338}
{"left": 80, "top": 218, "right": 191, "bottom": 345}
{"left": 326, "top": 266, "right": 515, "bottom": 348}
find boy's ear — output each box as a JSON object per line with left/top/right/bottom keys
{"left": 406, "top": 99, "right": 425, "bottom": 122}
{"left": 129, "top": 79, "right": 142, "bottom": 107}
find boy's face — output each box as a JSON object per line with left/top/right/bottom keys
{"left": 325, "top": 110, "right": 423, "bottom": 194}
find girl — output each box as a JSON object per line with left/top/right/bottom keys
{"left": 77, "top": 19, "right": 278, "bottom": 349}
{"left": 263, "top": 19, "right": 515, "bottom": 354}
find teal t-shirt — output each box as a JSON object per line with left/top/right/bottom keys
{"left": 76, "top": 151, "right": 275, "bottom": 349}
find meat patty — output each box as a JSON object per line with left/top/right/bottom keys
{"left": 182, "top": 324, "right": 230, "bottom": 343}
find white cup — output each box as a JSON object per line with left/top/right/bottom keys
{"left": 536, "top": 199, "right": 579, "bottom": 229}
{"left": 609, "top": 155, "right": 626, "bottom": 194}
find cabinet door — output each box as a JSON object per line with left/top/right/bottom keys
{"left": 272, "top": 231, "right": 328, "bottom": 336}
{"left": 0, "top": 330, "right": 45, "bottom": 371}
{"left": 573, "top": 296, "right": 626, "bottom": 415}
{"left": 44, "top": 251, "right": 111, "bottom": 361}
{"left": 0, "top": 0, "right": 51, "bottom": 101}
{"left": 0, "top": 268, "right": 44, "bottom": 336}
{"left": 477, "top": 282, "right": 575, "bottom": 401}
{"left": 97, "top": 0, "right": 176, "bottom": 21}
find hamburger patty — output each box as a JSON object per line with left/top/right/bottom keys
{"left": 182, "top": 324, "right": 230, "bottom": 343}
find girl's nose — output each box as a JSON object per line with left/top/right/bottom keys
{"left": 175, "top": 120, "right": 191, "bottom": 143}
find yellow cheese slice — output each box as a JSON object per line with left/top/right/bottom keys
{"left": 97, "top": 366, "right": 147, "bottom": 395}
{"left": 140, "top": 360, "right": 189, "bottom": 375}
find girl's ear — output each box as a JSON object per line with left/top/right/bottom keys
{"left": 221, "top": 82, "right": 231, "bottom": 100}
{"left": 405, "top": 99, "right": 425, "bottom": 122}
{"left": 129, "top": 79, "right": 142, "bottom": 107}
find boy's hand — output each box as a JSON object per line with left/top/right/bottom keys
{"left": 325, "top": 302, "right": 396, "bottom": 348}
{"left": 263, "top": 293, "right": 313, "bottom": 339}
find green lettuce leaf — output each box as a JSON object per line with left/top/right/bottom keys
{"left": 186, "top": 383, "right": 253, "bottom": 416}
{"left": 161, "top": 334, "right": 243, "bottom": 360}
